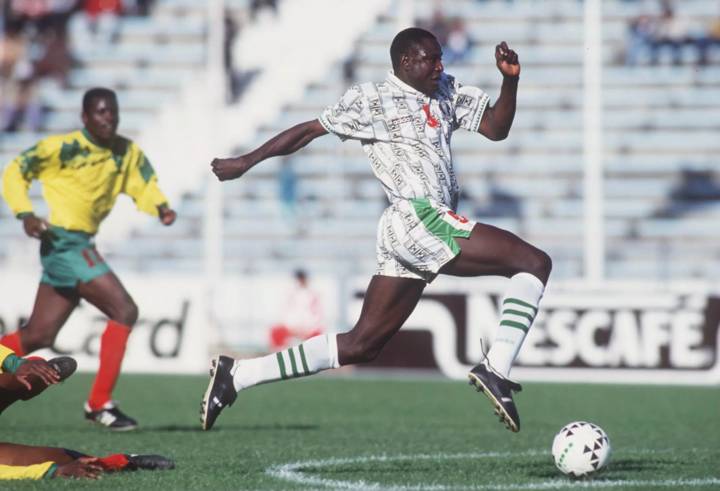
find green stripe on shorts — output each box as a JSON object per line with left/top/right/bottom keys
{"left": 410, "top": 198, "right": 472, "bottom": 255}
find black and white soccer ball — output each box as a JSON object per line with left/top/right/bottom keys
{"left": 551, "top": 421, "right": 611, "bottom": 477}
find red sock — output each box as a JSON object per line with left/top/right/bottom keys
{"left": 97, "top": 454, "right": 130, "bottom": 471}
{"left": 0, "top": 332, "right": 26, "bottom": 356}
{"left": 87, "top": 320, "right": 131, "bottom": 410}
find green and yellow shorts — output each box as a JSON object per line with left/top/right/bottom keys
{"left": 39, "top": 226, "right": 111, "bottom": 288}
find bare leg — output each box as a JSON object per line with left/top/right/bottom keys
{"left": 440, "top": 223, "right": 552, "bottom": 283}
{"left": 17, "top": 284, "right": 78, "bottom": 353}
{"left": 337, "top": 275, "right": 426, "bottom": 365}
{"left": 76, "top": 272, "right": 138, "bottom": 325}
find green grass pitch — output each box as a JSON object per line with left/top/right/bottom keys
{"left": 3, "top": 372, "right": 719, "bottom": 489}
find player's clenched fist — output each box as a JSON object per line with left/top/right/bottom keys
{"left": 211, "top": 156, "right": 255, "bottom": 181}
{"left": 495, "top": 41, "right": 520, "bottom": 78}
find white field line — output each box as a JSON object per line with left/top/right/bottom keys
{"left": 265, "top": 449, "right": 720, "bottom": 491}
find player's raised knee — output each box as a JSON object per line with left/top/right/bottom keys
{"left": 111, "top": 301, "right": 139, "bottom": 326}
{"left": 525, "top": 248, "right": 552, "bottom": 284}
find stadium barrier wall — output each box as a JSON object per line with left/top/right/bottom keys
{"left": 1, "top": 273, "right": 718, "bottom": 384}
{"left": 349, "top": 276, "right": 720, "bottom": 385}
{"left": 0, "top": 272, "right": 208, "bottom": 374}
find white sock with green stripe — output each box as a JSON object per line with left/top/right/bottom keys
{"left": 231, "top": 334, "right": 340, "bottom": 391}
{"left": 486, "top": 272, "right": 545, "bottom": 378}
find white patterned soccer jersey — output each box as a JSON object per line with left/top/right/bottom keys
{"left": 318, "top": 71, "right": 491, "bottom": 282}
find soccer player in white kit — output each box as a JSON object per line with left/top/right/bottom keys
{"left": 202, "top": 28, "right": 552, "bottom": 433}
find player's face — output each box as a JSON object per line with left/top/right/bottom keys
{"left": 82, "top": 96, "right": 119, "bottom": 145}
{"left": 402, "top": 37, "right": 444, "bottom": 96}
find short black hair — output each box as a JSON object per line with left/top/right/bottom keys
{"left": 390, "top": 27, "right": 437, "bottom": 70}
{"left": 82, "top": 87, "right": 117, "bottom": 112}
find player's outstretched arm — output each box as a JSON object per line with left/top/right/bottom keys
{"left": 54, "top": 458, "right": 104, "bottom": 479}
{"left": 478, "top": 41, "right": 520, "bottom": 141}
{"left": 211, "top": 119, "right": 328, "bottom": 181}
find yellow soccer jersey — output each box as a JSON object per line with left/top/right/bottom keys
{"left": 2, "top": 129, "right": 170, "bottom": 235}
{"left": 0, "top": 462, "right": 55, "bottom": 480}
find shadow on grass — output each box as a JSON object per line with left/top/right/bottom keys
{"left": 143, "top": 423, "right": 320, "bottom": 432}
{"left": 524, "top": 456, "right": 676, "bottom": 479}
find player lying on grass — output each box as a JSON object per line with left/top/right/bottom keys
{"left": 0, "top": 442, "right": 175, "bottom": 480}
{"left": 0, "top": 345, "right": 174, "bottom": 480}
{"left": 203, "top": 28, "right": 551, "bottom": 433}
{"left": 0, "top": 87, "right": 177, "bottom": 431}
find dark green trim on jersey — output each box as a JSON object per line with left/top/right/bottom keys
{"left": 59, "top": 139, "right": 88, "bottom": 165}
{"left": 19, "top": 145, "right": 41, "bottom": 177}
{"left": 1, "top": 353, "right": 26, "bottom": 374}
{"left": 139, "top": 155, "right": 156, "bottom": 183}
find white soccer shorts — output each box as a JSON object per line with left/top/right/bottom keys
{"left": 376, "top": 198, "right": 476, "bottom": 283}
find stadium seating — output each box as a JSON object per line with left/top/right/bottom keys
{"left": 1, "top": 0, "right": 718, "bottom": 282}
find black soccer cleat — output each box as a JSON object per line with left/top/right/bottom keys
{"left": 48, "top": 356, "right": 77, "bottom": 381}
{"left": 468, "top": 362, "right": 522, "bottom": 432}
{"left": 126, "top": 454, "right": 176, "bottom": 471}
{"left": 84, "top": 401, "right": 138, "bottom": 431}
{"left": 200, "top": 355, "right": 238, "bottom": 431}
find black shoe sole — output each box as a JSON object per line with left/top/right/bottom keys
{"left": 201, "top": 356, "right": 226, "bottom": 431}
{"left": 48, "top": 356, "right": 77, "bottom": 381}
{"left": 468, "top": 372, "right": 520, "bottom": 432}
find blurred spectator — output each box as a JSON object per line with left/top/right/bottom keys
{"left": 269, "top": 269, "right": 325, "bottom": 350}
{"left": 625, "top": 14, "right": 657, "bottom": 65}
{"left": 123, "top": 0, "right": 154, "bottom": 16}
{"left": 648, "top": 1, "right": 689, "bottom": 66}
{"left": 249, "top": 0, "right": 277, "bottom": 20}
{"left": 278, "top": 158, "right": 299, "bottom": 231}
{"left": 224, "top": 9, "right": 240, "bottom": 102}
{"left": 444, "top": 18, "right": 471, "bottom": 64}
{"left": 419, "top": 10, "right": 471, "bottom": 65}
{"left": 0, "top": 22, "right": 36, "bottom": 132}
{"left": 1, "top": 0, "right": 77, "bottom": 132}
{"left": 420, "top": 9, "right": 450, "bottom": 47}
{"left": 625, "top": 0, "right": 720, "bottom": 66}
{"left": 342, "top": 49, "right": 358, "bottom": 85}
{"left": 77, "top": 0, "right": 123, "bottom": 45}
{"left": 654, "top": 169, "right": 720, "bottom": 217}
{"left": 697, "top": 17, "right": 720, "bottom": 65}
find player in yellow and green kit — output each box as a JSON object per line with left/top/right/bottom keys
{"left": 0, "top": 87, "right": 177, "bottom": 431}
{"left": 0, "top": 346, "right": 175, "bottom": 479}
